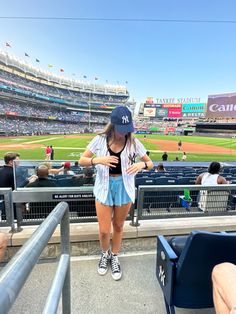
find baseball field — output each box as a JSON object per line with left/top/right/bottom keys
{"left": 0, "top": 134, "right": 235, "bottom": 162}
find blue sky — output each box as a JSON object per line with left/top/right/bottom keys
{"left": 1, "top": 0, "right": 236, "bottom": 104}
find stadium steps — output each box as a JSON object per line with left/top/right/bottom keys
{"left": 2, "top": 216, "right": 234, "bottom": 313}
{"left": 8, "top": 253, "right": 215, "bottom": 314}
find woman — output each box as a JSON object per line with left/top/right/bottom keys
{"left": 79, "top": 106, "right": 153, "bottom": 280}
{"left": 155, "top": 163, "right": 166, "bottom": 172}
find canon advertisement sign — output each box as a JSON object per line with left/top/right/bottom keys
{"left": 206, "top": 92, "right": 236, "bottom": 118}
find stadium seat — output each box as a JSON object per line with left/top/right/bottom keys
{"left": 177, "top": 177, "right": 196, "bottom": 185}
{"left": 155, "top": 177, "right": 177, "bottom": 185}
{"left": 156, "top": 230, "right": 236, "bottom": 314}
{"left": 135, "top": 177, "right": 156, "bottom": 187}
{"left": 230, "top": 168, "right": 236, "bottom": 175}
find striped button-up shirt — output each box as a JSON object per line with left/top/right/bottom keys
{"left": 87, "top": 135, "right": 147, "bottom": 203}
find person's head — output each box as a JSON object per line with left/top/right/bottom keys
{"left": 74, "top": 161, "right": 79, "bottom": 167}
{"left": 64, "top": 162, "right": 71, "bottom": 169}
{"left": 83, "top": 167, "right": 94, "bottom": 178}
{"left": 183, "top": 152, "right": 186, "bottom": 155}
{"left": 50, "top": 145, "right": 53, "bottom": 149}
{"left": 163, "top": 152, "right": 167, "bottom": 155}
{"left": 101, "top": 106, "right": 134, "bottom": 142}
{"left": 4, "top": 152, "right": 20, "bottom": 166}
{"left": 208, "top": 162, "right": 221, "bottom": 174}
{"left": 43, "top": 162, "right": 52, "bottom": 170}
{"left": 146, "top": 151, "right": 150, "bottom": 156}
{"left": 36, "top": 165, "right": 49, "bottom": 178}
{"left": 156, "top": 163, "right": 165, "bottom": 172}
{"left": 175, "top": 157, "right": 179, "bottom": 161}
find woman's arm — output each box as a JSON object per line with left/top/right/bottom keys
{"left": 79, "top": 150, "right": 119, "bottom": 168}
{"left": 126, "top": 153, "right": 154, "bottom": 175}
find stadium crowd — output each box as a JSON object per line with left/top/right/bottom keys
{"left": 0, "top": 70, "right": 128, "bottom": 104}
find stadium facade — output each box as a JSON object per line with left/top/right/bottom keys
{"left": 0, "top": 50, "right": 129, "bottom": 136}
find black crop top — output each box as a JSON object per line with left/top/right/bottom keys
{"left": 108, "top": 138, "right": 126, "bottom": 175}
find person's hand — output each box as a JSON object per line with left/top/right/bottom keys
{"left": 126, "top": 162, "right": 145, "bottom": 175}
{"left": 28, "top": 175, "right": 38, "bottom": 183}
{"left": 99, "top": 156, "right": 119, "bottom": 167}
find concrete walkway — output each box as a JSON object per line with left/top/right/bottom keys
{"left": 8, "top": 252, "right": 215, "bottom": 314}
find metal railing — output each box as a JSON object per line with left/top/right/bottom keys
{"left": 13, "top": 187, "right": 133, "bottom": 228}
{"left": 13, "top": 186, "right": 96, "bottom": 227}
{"left": 136, "top": 184, "right": 236, "bottom": 225}
{"left": 0, "top": 188, "right": 15, "bottom": 231}
{"left": 0, "top": 202, "right": 71, "bottom": 314}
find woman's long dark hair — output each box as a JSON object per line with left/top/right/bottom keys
{"left": 99, "top": 123, "right": 134, "bottom": 149}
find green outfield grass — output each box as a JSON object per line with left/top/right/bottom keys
{"left": 0, "top": 134, "right": 235, "bottom": 162}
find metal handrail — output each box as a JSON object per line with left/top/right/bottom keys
{"left": 0, "top": 202, "right": 71, "bottom": 314}
{"left": 136, "top": 184, "right": 236, "bottom": 224}
{"left": 0, "top": 188, "right": 15, "bottom": 231}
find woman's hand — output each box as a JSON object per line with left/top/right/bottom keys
{"left": 126, "top": 162, "right": 144, "bottom": 175}
{"left": 98, "top": 156, "right": 119, "bottom": 167}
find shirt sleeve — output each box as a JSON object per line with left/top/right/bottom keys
{"left": 87, "top": 135, "right": 100, "bottom": 154}
{"left": 134, "top": 138, "right": 148, "bottom": 158}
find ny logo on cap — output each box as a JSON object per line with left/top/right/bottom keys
{"left": 122, "top": 115, "right": 129, "bottom": 124}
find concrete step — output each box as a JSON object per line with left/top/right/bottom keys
{"left": 8, "top": 252, "right": 215, "bottom": 314}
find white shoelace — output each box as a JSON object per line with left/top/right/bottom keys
{"left": 99, "top": 252, "right": 109, "bottom": 269}
{"left": 111, "top": 255, "right": 120, "bottom": 273}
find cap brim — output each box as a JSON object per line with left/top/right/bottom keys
{"left": 115, "top": 123, "right": 134, "bottom": 134}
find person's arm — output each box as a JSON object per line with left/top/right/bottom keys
{"left": 195, "top": 174, "right": 203, "bottom": 184}
{"left": 126, "top": 153, "right": 154, "bottom": 174}
{"left": 218, "top": 176, "right": 228, "bottom": 184}
{"left": 79, "top": 149, "right": 119, "bottom": 168}
{"left": 49, "top": 166, "right": 64, "bottom": 175}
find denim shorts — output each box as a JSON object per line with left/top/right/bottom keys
{"left": 98, "top": 175, "right": 132, "bottom": 206}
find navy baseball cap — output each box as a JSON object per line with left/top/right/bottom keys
{"left": 110, "top": 106, "right": 134, "bottom": 134}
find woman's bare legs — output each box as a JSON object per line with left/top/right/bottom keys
{"left": 95, "top": 201, "right": 113, "bottom": 251}
{"left": 112, "top": 202, "right": 132, "bottom": 253}
{"left": 212, "top": 262, "right": 236, "bottom": 314}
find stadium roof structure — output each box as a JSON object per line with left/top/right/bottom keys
{"left": 0, "top": 49, "right": 128, "bottom": 96}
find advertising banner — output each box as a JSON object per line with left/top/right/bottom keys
{"left": 168, "top": 107, "right": 182, "bottom": 118}
{"left": 144, "top": 104, "right": 162, "bottom": 108}
{"left": 182, "top": 103, "right": 205, "bottom": 113}
{"left": 182, "top": 112, "right": 205, "bottom": 118}
{"left": 166, "top": 127, "right": 175, "bottom": 132}
{"left": 156, "top": 108, "right": 168, "bottom": 118}
{"left": 162, "top": 103, "right": 182, "bottom": 109}
{"left": 143, "top": 107, "right": 156, "bottom": 117}
{"left": 206, "top": 93, "right": 236, "bottom": 118}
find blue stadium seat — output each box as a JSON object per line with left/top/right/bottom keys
{"left": 135, "top": 177, "right": 156, "bottom": 187}
{"left": 155, "top": 177, "right": 177, "bottom": 185}
{"left": 222, "top": 168, "right": 232, "bottom": 174}
{"left": 230, "top": 168, "right": 236, "bottom": 174}
{"left": 156, "top": 231, "right": 236, "bottom": 314}
{"left": 177, "top": 177, "right": 196, "bottom": 185}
